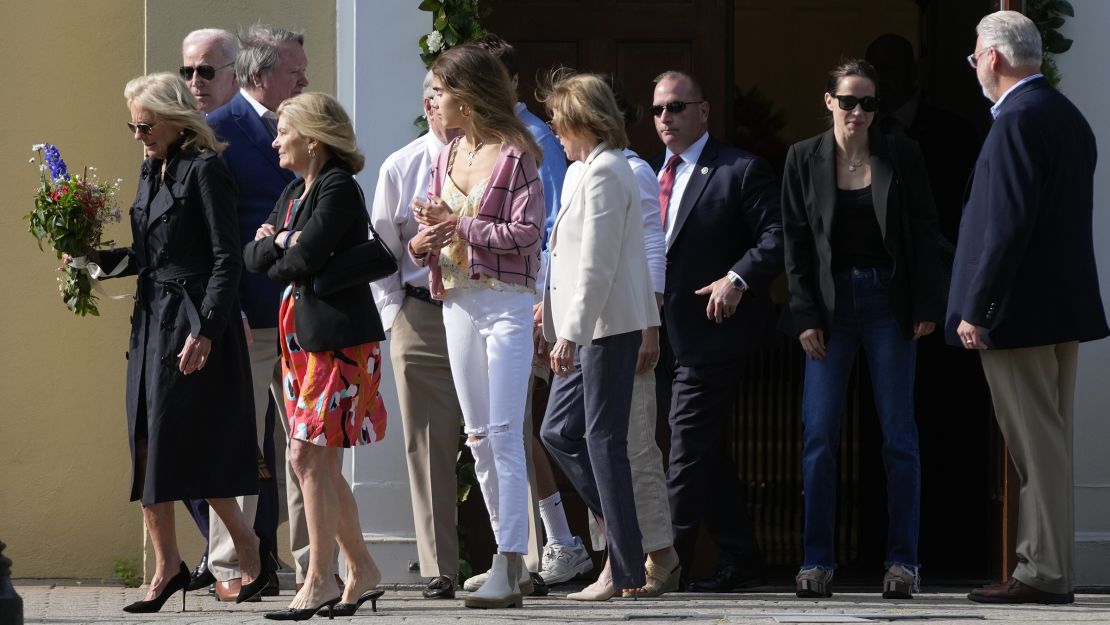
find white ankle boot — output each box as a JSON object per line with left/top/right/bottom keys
{"left": 464, "top": 553, "right": 524, "bottom": 609}
{"left": 462, "top": 560, "right": 533, "bottom": 594}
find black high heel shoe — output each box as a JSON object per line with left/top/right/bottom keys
{"left": 122, "top": 562, "right": 190, "bottom": 613}
{"left": 236, "top": 541, "right": 278, "bottom": 604}
{"left": 327, "top": 589, "right": 385, "bottom": 616}
{"left": 265, "top": 596, "right": 341, "bottom": 621}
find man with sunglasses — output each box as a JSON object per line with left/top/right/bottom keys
{"left": 649, "top": 70, "right": 782, "bottom": 592}
{"left": 950, "top": 11, "right": 1106, "bottom": 605}
{"left": 205, "top": 24, "right": 328, "bottom": 602}
{"left": 182, "top": 29, "right": 239, "bottom": 114}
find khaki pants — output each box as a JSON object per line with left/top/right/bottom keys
{"left": 589, "top": 371, "right": 674, "bottom": 553}
{"left": 980, "top": 341, "right": 1077, "bottom": 594}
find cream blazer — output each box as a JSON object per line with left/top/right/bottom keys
{"left": 543, "top": 144, "right": 661, "bottom": 345}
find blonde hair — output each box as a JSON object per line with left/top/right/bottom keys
{"left": 537, "top": 68, "right": 628, "bottom": 149}
{"left": 431, "top": 44, "right": 543, "bottom": 163}
{"left": 124, "top": 72, "right": 225, "bottom": 154}
{"left": 276, "top": 92, "right": 365, "bottom": 173}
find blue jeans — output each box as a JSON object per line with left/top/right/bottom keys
{"left": 801, "top": 267, "right": 921, "bottom": 571}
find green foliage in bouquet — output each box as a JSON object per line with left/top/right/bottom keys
{"left": 414, "top": 0, "right": 491, "bottom": 134}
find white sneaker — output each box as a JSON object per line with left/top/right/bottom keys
{"left": 539, "top": 536, "right": 593, "bottom": 585}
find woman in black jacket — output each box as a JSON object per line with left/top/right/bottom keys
{"left": 244, "top": 92, "right": 386, "bottom": 620}
{"left": 95, "top": 72, "right": 264, "bottom": 612}
{"left": 782, "top": 59, "right": 942, "bottom": 601}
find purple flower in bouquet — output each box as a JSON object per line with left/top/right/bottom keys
{"left": 44, "top": 143, "right": 69, "bottom": 180}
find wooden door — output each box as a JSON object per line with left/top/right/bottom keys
{"left": 486, "top": 0, "right": 729, "bottom": 158}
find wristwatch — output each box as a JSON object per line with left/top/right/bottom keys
{"left": 727, "top": 271, "right": 748, "bottom": 292}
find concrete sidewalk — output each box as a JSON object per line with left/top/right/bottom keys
{"left": 11, "top": 582, "right": 1110, "bottom": 625}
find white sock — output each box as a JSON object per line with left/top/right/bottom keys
{"left": 539, "top": 492, "right": 574, "bottom": 546}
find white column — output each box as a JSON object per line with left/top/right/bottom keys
{"left": 1058, "top": 0, "right": 1110, "bottom": 588}
{"left": 336, "top": 0, "right": 431, "bottom": 584}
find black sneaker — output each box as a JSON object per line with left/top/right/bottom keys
{"left": 528, "top": 572, "right": 549, "bottom": 597}
{"left": 422, "top": 575, "right": 456, "bottom": 599}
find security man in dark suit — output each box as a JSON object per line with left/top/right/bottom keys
{"left": 650, "top": 70, "right": 783, "bottom": 591}
{"left": 951, "top": 11, "right": 1107, "bottom": 606}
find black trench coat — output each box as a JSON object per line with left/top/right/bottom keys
{"left": 101, "top": 149, "right": 257, "bottom": 505}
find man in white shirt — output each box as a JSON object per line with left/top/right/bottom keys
{"left": 369, "top": 72, "right": 465, "bottom": 600}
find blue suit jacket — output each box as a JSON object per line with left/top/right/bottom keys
{"left": 945, "top": 77, "right": 1108, "bottom": 348}
{"left": 207, "top": 93, "right": 296, "bottom": 328}
{"left": 651, "top": 136, "right": 784, "bottom": 366}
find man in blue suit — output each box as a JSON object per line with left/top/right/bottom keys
{"left": 650, "top": 70, "right": 782, "bottom": 591}
{"left": 950, "top": 11, "right": 1108, "bottom": 605}
{"left": 205, "top": 24, "right": 312, "bottom": 601}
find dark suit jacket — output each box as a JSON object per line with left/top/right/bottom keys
{"left": 782, "top": 128, "right": 943, "bottom": 337}
{"left": 945, "top": 77, "right": 1108, "bottom": 349}
{"left": 208, "top": 92, "right": 296, "bottom": 329}
{"left": 243, "top": 159, "right": 385, "bottom": 353}
{"left": 651, "top": 135, "right": 784, "bottom": 366}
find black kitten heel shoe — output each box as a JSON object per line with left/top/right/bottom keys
{"left": 237, "top": 544, "right": 279, "bottom": 603}
{"left": 327, "top": 589, "right": 385, "bottom": 616}
{"left": 265, "top": 597, "right": 341, "bottom": 621}
{"left": 122, "top": 562, "right": 190, "bottom": 613}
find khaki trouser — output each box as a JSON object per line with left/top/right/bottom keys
{"left": 980, "top": 341, "right": 1077, "bottom": 594}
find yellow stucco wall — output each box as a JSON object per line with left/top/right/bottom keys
{"left": 0, "top": 0, "right": 335, "bottom": 580}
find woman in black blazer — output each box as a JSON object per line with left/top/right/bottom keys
{"left": 244, "top": 93, "right": 386, "bottom": 620}
{"left": 95, "top": 73, "right": 265, "bottom": 613}
{"left": 782, "top": 59, "right": 942, "bottom": 601}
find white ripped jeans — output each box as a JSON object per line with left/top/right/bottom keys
{"left": 442, "top": 287, "right": 534, "bottom": 554}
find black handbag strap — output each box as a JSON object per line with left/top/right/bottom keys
{"left": 353, "top": 178, "right": 396, "bottom": 264}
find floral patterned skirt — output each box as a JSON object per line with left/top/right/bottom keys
{"left": 278, "top": 287, "right": 387, "bottom": 448}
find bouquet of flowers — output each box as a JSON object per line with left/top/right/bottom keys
{"left": 26, "top": 143, "right": 123, "bottom": 316}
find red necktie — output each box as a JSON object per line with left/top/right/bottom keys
{"left": 658, "top": 154, "right": 684, "bottom": 226}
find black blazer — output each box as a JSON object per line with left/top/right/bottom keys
{"left": 945, "top": 77, "right": 1108, "bottom": 348}
{"left": 782, "top": 128, "right": 943, "bottom": 337}
{"left": 651, "top": 136, "right": 784, "bottom": 366}
{"left": 243, "top": 159, "right": 385, "bottom": 352}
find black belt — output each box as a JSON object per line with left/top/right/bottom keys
{"left": 405, "top": 283, "right": 442, "bottom": 307}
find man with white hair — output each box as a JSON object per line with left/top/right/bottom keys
{"left": 950, "top": 9, "right": 1107, "bottom": 605}
{"left": 369, "top": 71, "right": 465, "bottom": 600}
{"left": 181, "top": 29, "right": 239, "bottom": 113}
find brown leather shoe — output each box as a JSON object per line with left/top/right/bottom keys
{"left": 215, "top": 578, "right": 259, "bottom": 602}
{"left": 295, "top": 574, "right": 345, "bottom": 592}
{"left": 968, "top": 578, "right": 1074, "bottom": 604}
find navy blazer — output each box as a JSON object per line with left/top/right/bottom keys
{"left": 208, "top": 92, "right": 296, "bottom": 328}
{"left": 651, "top": 136, "right": 784, "bottom": 366}
{"left": 783, "top": 128, "right": 943, "bottom": 337}
{"left": 945, "top": 77, "right": 1108, "bottom": 348}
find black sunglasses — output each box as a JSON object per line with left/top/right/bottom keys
{"left": 178, "top": 61, "right": 233, "bottom": 80}
{"left": 649, "top": 100, "right": 704, "bottom": 117}
{"left": 830, "top": 94, "right": 880, "bottom": 113}
{"left": 127, "top": 121, "right": 158, "bottom": 135}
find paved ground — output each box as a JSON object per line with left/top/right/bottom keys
{"left": 10, "top": 582, "right": 1110, "bottom": 625}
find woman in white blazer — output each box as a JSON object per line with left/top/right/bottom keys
{"left": 537, "top": 70, "right": 660, "bottom": 601}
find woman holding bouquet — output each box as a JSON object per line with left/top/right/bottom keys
{"left": 243, "top": 92, "right": 387, "bottom": 620}
{"left": 93, "top": 72, "right": 267, "bottom": 613}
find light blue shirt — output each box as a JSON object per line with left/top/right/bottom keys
{"left": 515, "top": 102, "right": 567, "bottom": 250}
{"left": 990, "top": 73, "right": 1044, "bottom": 119}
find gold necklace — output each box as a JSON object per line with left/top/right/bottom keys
{"left": 465, "top": 140, "right": 485, "bottom": 166}
{"left": 838, "top": 151, "right": 868, "bottom": 172}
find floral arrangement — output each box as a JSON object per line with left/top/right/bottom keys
{"left": 26, "top": 143, "right": 122, "bottom": 316}
{"left": 414, "top": 0, "right": 490, "bottom": 133}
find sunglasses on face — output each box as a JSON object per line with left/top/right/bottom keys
{"left": 830, "top": 94, "right": 880, "bottom": 113}
{"left": 127, "top": 121, "right": 158, "bottom": 135}
{"left": 178, "top": 61, "right": 233, "bottom": 80}
{"left": 649, "top": 100, "right": 704, "bottom": 117}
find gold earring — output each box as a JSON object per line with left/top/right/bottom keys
{"left": 308, "top": 146, "right": 316, "bottom": 158}
{"left": 460, "top": 105, "right": 470, "bottom": 117}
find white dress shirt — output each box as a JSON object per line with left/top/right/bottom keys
{"left": 658, "top": 130, "right": 710, "bottom": 245}
{"left": 369, "top": 132, "right": 447, "bottom": 330}
{"left": 239, "top": 88, "right": 277, "bottom": 128}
